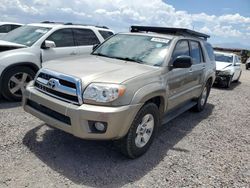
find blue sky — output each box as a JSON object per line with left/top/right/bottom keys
{"left": 0, "top": 0, "right": 250, "bottom": 49}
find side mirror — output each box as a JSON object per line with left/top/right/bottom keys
{"left": 172, "top": 56, "right": 192, "bottom": 68}
{"left": 92, "top": 44, "right": 99, "bottom": 52}
{"left": 42, "top": 40, "right": 56, "bottom": 49}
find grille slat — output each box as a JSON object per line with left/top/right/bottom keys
{"left": 34, "top": 70, "right": 82, "bottom": 105}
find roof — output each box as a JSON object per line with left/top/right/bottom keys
{"left": 28, "top": 22, "right": 112, "bottom": 31}
{"left": 0, "top": 22, "right": 23, "bottom": 26}
{"left": 130, "top": 26, "right": 210, "bottom": 40}
{"left": 214, "top": 51, "right": 236, "bottom": 56}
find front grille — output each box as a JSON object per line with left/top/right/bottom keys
{"left": 34, "top": 69, "right": 82, "bottom": 105}
{"left": 27, "top": 99, "right": 71, "bottom": 125}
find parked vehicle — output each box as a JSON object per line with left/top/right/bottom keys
{"left": 23, "top": 26, "right": 216, "bottom": 158}
{"left": 0, "top": 21, "right": 114, "bottom": 101}
{"left": 245, "top": 57, "right": 250, "bottom": 70}
{"left": 0, "top": 22, "right": 23, "bottom": 38}
{"left": 214, "top": 51, "right": 242, "bottom": 88}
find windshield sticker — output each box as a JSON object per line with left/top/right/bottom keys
{"left": 35, "top": 29, "right": 48, "bottom": 34}
{"left": 151, "top": 38, "right": 170, "bottom": 44}
{"left": 156, "top": 43, "right": 163, "bottom": 48}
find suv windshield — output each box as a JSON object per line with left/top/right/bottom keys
{"left": 92, "top": 34, "right": 171, "bottom": 66}
{"left": 2, "top": 25, "right": 51, "bottom": 46}
{"left": 215, "top": 53, "right": 233, "bottom": 63}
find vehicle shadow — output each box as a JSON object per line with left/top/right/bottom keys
{"left": 212, "top": 81, "right": 241, "bottom": 91}
{"left": 23, "top": 103, "right": 214, "bottom": 187}
{"left": 0, "top": 98, "right": 21, "bottom": 109}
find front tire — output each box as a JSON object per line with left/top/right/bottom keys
{"left": 225, "top": 76, "right": 232, "bottom": 88}
{"left": 115, "top": 103, "right": 160, "bottom": 158}
{"left": 1, "top": 66, "right": 35, "bottom": 101}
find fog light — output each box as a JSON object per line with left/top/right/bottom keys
{"left": 95, "top": 122, "right": 105, "bottom": 131}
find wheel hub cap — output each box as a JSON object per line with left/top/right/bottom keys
{"left": 8, "top": 72, "right": 32, "bottom": 97}
{"left": 135, "top": 114, "right": 154, "bottom": 148}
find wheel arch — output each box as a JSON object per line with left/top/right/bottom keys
{"left": 0, "top": 62, "right": 39, "bottom": 93}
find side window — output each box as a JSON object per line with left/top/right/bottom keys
{"left": 73, "top": 29, "right": 100, "bottom": 46}
{"left": 11, "top": 25, "right": 21, "bottom": 30}
{"left": 204, "top": 43, "right": 215, "bottom": 61}
{"left": 46, "top": 29, "right": 75, "bottom": 47}
{"left": 98, "top": 30, "right": 114, "bottom": 39}
{"left": 172, "top": 40, "right": 190, "bottom": 60}
{"left": 190, "top": 41, "right": 202, "bottom": 64}
{"left": 0, "top": 24, "right": 12, "bottom": 33}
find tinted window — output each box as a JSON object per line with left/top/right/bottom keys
{"left": 190, "top": 41, "right": 202, "bottom": 64}
{"left": 11, "top": 25, "right": 21, "bottom": 30}
{"left": 0, "top": 24, "right": 12, "bottom": 33}
{"left": 98, "top": 30, "right": 114, "bottom": 39}
{"left": 204, "top": 43, "right": 215, "bottom": 61}
{"left": 172, "top": 40, "right": 190, "bottom": 59}
{"left": 73, "top": 29, "right": 99, "bottom": 46}
{"left": 47, "top": 29, "right": 74, "bottom": 47}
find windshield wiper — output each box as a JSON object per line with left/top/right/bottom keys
{"left": 112, "top": 57, "right": 145, "bottom": 64}
{"left": 93, "top": 52, "right": 113, "bottom": 58}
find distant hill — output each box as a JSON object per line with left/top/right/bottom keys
{"left": 213, "top": 42, "right": 250, "bottom": 50}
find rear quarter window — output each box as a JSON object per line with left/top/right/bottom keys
{"left": 98, "top": 30, "right": 114, "bottom": 39}
{"left": 204, "top": 42, "right": 215, "bottom": 61}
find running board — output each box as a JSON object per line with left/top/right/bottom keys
{"left": 161, "top": 101, "right": 197, "bottom": 125}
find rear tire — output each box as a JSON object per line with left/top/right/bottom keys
{"left": 1, "top": 66, "right": 35, "bottom": 101}
{"left": 193, "top": 81, "right": 211, "bottom": 112}
{"left": 115, "top": 103, "right": 160, "bottom": 159}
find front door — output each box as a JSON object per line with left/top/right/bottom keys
{"left": 167, "top": 40, "right": 193, "bottom": 110}
{"left": 42, "top": 28, "right": 78, "bottom": 62}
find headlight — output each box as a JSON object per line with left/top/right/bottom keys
{"left": 218, "top": 69, "right": 231, "bottom": 75}
{"left": 83, "top": 83, "right": 126, "bottom": 103}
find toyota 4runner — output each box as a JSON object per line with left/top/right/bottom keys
{"left": 0, "top": 21, "right": 113, "bottom": 101}
{"left": 23, "top": 26, "right": 216, "bottom": 158}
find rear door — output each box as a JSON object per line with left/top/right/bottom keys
{"left": 188, "top": 40, "right": 206, "bottom": 97}
{"left": 233, "top": 55, "right": 241, "bottom": 80}
{"left": 42, "top": 28, "right": 78, "bottom": 62}
{"left": 73, "top": 28, "right": 100, "bottom": 55}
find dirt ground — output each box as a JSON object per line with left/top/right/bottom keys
{"left": 0, "top": 68, "right": 249, "bottom": 188}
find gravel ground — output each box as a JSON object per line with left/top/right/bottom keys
{"left": 0, "top": 68, "right": 249, "bottom": 188}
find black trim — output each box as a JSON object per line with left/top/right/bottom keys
{"left": 131, "top": 26, "right": 210, "bottom": 40}
{"left": 27, "top": 99, "right": 71, "bottom": 125}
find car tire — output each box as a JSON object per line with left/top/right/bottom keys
{"left": 193, "top": 81, "right": 211, "bottom": 112}
{"left": 246, "top": 65, "right": 249, "bottom": 70}
{"left": 235, "top": 71, "right": 241, "bottom": 83}
{"left": 115, "top": 103, "right": 160, "bottom": 159}
{"left": 225, "top": 76, "right": 232, "bottom": 88}
{"left": 1, "top": 66, "right": 35, "bottom": 101}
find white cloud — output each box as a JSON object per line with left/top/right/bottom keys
{"left": 0, "top": 0, "right": 249, "bottom": 44}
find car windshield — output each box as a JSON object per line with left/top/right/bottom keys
{"left": 1, "top": 25, "right": 51, "bottom": 46}
{"left": 92, "top": 34, "right": 171, "bottom": 66}
{"left": 215, "top": 53, "right": 233, "bottom": 63}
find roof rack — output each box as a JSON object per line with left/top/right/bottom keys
{"left": 41, "top": 21, "right": 109, "bottom": 29}
{"left": 130, "top": 26, "right": 210, "bottom": 40}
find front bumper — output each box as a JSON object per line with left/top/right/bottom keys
{"left": 23, "top": 85, "right": 142, "bottom": 140}
{"left": 214, "top": 74, "right": 231, "bottom": 85}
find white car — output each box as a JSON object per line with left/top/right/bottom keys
{"left": 214, "top": 51, "right": 242, "bottom": 88}
{"left": 0, "top": 22, "right": 114, "bottom": 101}
{"left": 0, "top": 22, "right": 23, "bottom": 38}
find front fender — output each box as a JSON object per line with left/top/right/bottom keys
{"left": 131, "top": 81, "right": 168, "bottom": 110}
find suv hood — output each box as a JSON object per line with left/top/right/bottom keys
{"left": 0, "top": 40, "right": 27, "bottom": 52}
{"left": 42, "top": 55, "right": 159, "bottom": 84}
{"left": 216, "top": 61, "right": 232, "bottom": 71}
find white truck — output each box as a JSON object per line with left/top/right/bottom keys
{"left": 0, "top": 22, "right": 113, "bottom": 101}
